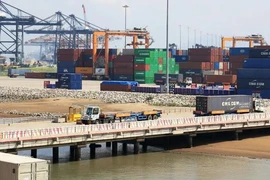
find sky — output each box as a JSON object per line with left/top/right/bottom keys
{"left": 2, "top": 0, "right": 270, "bottom": 56}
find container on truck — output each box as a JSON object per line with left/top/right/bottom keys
{"left": 193, "top": 95, "right": 264, "bottom": 116}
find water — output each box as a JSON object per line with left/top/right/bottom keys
{"left": 19, "top": 144, "right": 270, "bottom": 180}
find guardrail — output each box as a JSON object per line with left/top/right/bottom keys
{"left": 0, "top": 113, "right": 270, "bottom": 141}
{"left": 0, "top": 117, "right": 53, "bottom": 124}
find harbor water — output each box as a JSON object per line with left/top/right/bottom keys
{"left": 18, "top": 144, "right": 270, "bottom": 180}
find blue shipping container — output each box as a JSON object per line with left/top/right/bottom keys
{"left": 57, "top": 67, "right": 75, "bottom": 73}
{"left": 243, "top": 59, "right": 270, "bottom": 68}
{"left": 8, "top": 69, "right": 31, "bottom": 76}
{"left": 214, "top": 62, "right": 219, "bottom": 70}
{"left": 174, "top": 55, "right": 188, "bottom": 62}
{"left": 112, "top": 75, "right": 134, "bottom": 81}
{"left": 58, "top": 73, "right": 82, "bottom": 82}
{"left": 237, "top": 78, "right": 270, "bottom": 90}
{"left": 249, "top": 49, "right": 270, "bottom": 58}
{"left": 229, "top": 47, "right": 250, "bottom": 56}
{"left": 57, "top": 61, "right": 77, "bottom": 68}
{"left": 58, "top": 81, "right": 82, "bottom": 90}
{"left": 101, "top": 81, "right": 138, "bottom": 86}
{"left": 237, "top": 68, "right": 270, "bottom": 79}
{"left": 223, "top": 56, "right": 229, "bottom": 62}
{"left": 237, "top": 89, "right": 270, "bottom": 99}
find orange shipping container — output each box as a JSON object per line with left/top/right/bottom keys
{"left": 75, "top": 67, "right": 93, "bottom": 74}
{"left": 176, "top": 50, "right": 183, "bottom": 55}
{"left": 229, "top": 55, "right": 248, "bottom": 63}
{"left": 205, "top": 75, "right": 237, "bottom": 84}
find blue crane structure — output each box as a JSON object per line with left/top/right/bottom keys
{"left": 0, "top": 1, "right": 61, "bottom": 63}
{"left": 21, "top": 11, "right": 111, "bottom": 64}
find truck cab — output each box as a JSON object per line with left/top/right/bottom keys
{"left": 81, "top": 106, "right": 103, "bottom": 124}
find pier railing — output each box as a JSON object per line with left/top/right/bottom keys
{"left": 1, "top": 112, "right": 269, "bottom": 140}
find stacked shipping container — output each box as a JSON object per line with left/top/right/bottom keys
{"left": 237, "top": 48, "right": 270, "bottom": 98}
{"left": 228, "top": 47, "right": 250, "bottom": 74}
{"left": 133, "top": 49, "right": 178, "bottom": 84}
{"left": 57, "top": 73, "right": 82, "bottom": 90}
{"left": 177, "top": 48, "right": 225, "bottom": 83}
{"left": 113, "top": 55, "right": 134, "bottom": 81}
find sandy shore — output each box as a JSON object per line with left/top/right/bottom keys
{"left": 172, "top": 136, "right": 270, "bottom": 159}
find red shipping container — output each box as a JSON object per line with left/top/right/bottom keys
{"left": 178, "top": 62, "right": 206, "bottom": 70}
{"left": 100, "top": 84, "right": 131, "bottom": 92}
{"left": 134, "top": 64, "right": 150, "bottom": 71}
{"left": 205, "top": 75, "right": 237, "bottom": 84}
{"left": 189, "top": 55, "right": 217, "bottom": 62}
{"left": 230, "top": 62, "right": 243, "bottom": 70}
{"left": 204, "top": 62, "right": 211, "bottom": 70}
{"left": 158, "top": 70, "right": 163, "bottom": 74}
{"left": 229, "top": 55, "right": 248, "bottom": 63}
{"left": 114, "top": 55, "right": 134, "bottom": 63}
{"left": 223, "top": 62, "right": 229, "bottom": 71}
{"left": 58, "top": 54, "right": 79, "bottom": 61}
{"left": 254, "top": 46, "right": 270, "bottom": 49}
{"left": 158, "top": 58, "right": 163, "bottom": 64}
{"left": 188, "top": 48, "right": 222, "bottom": 56}
{"left": 113, "top": 62, "right": 133, "bottom": 69}
{"left": 113, "top": 68, "right": 134, "bottom": 75}
{"left": 57, "top": 49, "right": 81, "bottom": 55}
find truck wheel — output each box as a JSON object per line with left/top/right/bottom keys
{"left": 147, "top": 115, "right": 152, "bottom": 120}
{"left": 153, "top": 115, "right": 158, "bottom": 120}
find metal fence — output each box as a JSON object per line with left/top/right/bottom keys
{"left": 0, "top": 117, "right": 53, "bottom": 124}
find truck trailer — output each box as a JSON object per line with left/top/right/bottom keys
{"left": 193, "top": 95, "right": 264, "bottom": 116}
{"left": 78, "top": 105, "right": 162, "bottom": 125}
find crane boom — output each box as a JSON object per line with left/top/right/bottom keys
{"left": 82, "top": 4, "right": 88, "bottom": 29}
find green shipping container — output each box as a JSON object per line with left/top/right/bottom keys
{"left": 158, "top": 64, "right": 163, "bottom": 71}
{"left": 109, "top": 62, "right": 113, "bottom": 68}
{"left": 134, "top": 77, "right": 154, "bottom": 84}
{"left": 134, "top": 70, "right": 154, "bottom": 78}
{"left": 134, "top": 57, "right": 152, "bottom": 64}
{"left": 134, "top": 49, "right": 160, "bottom": 57}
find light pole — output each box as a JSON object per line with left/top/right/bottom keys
{"left": 166, "top": 0, "right": 169, "bottom": 93}
{"left": 179, "top": 25, "right": 181, "bottom": 50}
{"left": 123, "top": 5, "right": 129, "bottom": 49}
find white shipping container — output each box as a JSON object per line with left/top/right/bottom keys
{"left": 0, "top": 152, "right": 50, "bottom": 180}
{"left": 219, "top": 62, "right": 223, "bottom": 70}
{"left": 218, "top": 70, "right": 223, "bottom": 75}
{"left": 214, "top": 70, "right": 219, "bottom": 75}
{"left": 227, "top": 62, "right": 230, "bottom": 70}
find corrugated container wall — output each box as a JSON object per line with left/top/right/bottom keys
{"left": 243, "top": 59, "right": 270, "bottom": 68}
{"left": 0, "top": 152, "right": 50, "bottom": 180}
{"left": 237, "top": 68, "right": 270, "bottom": 79}
{"left": 229, "top": 47, "right": 250, "bottom": 56}
{"left": 249, "top": 49, "right": 270, "bottom": 58}
{"left": 237, "top": 78, "right": 270, "bottom": 90}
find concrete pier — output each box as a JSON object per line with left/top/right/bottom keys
{"left": 134, "top": 141, "right": 139, "bottom": 154}
{"left": 52, "top": 147, "right": 59, "bottom": 163}
{"left": 31, "top": 149, "right": 37, "bottom": 158}
{"left": 69, "top": 146, "right": 75, "bottom": 161}
{"left": 106, "top": 142, "right": 111, "bottom": 148}
{"left": 74, "top": 146, "right": 81, "bottom": 161}
{"left": 112, "top": 142, "right": 118, "bottom": 156}
{"left": 122, "top": 143, "right": 128, "bottom": 155}
{"left": 90, "top": 143, "right": 96, "bottom": 159}
{"left": 187, "top": 134, "right": 196, "bottom": 148}
{"left": 142, "top": 143, "right": 148, "bottom": 153}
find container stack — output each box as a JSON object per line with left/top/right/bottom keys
{"left": 237, "top": 47, "right": 270, "bottom": 98}
{"left": 57, "top": 49, "right": 81, "bottom": 73}
{"left": 100, "top": 81, "right": 138, "bottom": 92}
{"left": 112, "top": 55, "right": 134, "bottom": 81}
{"left": 133, "top": 49, "right": 178, "bottom": 84}
{"left": 57, "top": 73, "right": 82, "bottom": 90}
{"left": 228, "top": 47, "right": 250, "bottom": 75}
{"left": 177, "top": 48, "right": 224, "bottom": 83}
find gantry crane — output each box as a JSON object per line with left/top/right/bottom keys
{"left": 221, "top": 34, "right": 268, "bottom": 49}
{"left": 92, "top": 28, "right": 153, "bottom": 78}
{"left": 0, "top": 1, "right": 60, "bottom": 63}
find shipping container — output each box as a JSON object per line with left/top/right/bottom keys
{"left": 229, "top": 55, "right": 248, "bottom": 62}
{"left": 58, "top": 81, "right": 82, "bottom": 90}
{"left": 214, "top": 62, "right": 219, "bottom": 70}
{"left": 0, "top": 152, "right": 50, "bottom": 180}
{"left": 219, "top": 62, "right": 224, "bottom": 70}
{"left": 45, "top": 73, "right": 57, "bottom": 79}
{"left": 237, "top": 89, "right": 270, "bottom": 99}
{"left": 134, "top": 64, "right": 150, "bottom": 71}
{"left": 189, "top": 55, "right": 218, "bottom": 62}
{"left": 194, "top": 95, "right": 253, "bottom": 115}
{"left": 154, "top": 74, "right": 183, "bottom": 85}
{"left": 25, "top": 72, "right": 46, "bottom": 79}
{"left": 113, "top": 62, "right": 133, "bottom": 69}
{"left": 113, "top": 68, "right": 134, "bottom": 75}
{"left": 249, "top": 49, "right": 270, "bottom": 58}
{"left": 178, "top": 62, "right": 207, "bottom": 70}
{"left": 223, "top": 55, "right": 229, "bottom": 62}
{"left": 254, "top": 46, "right": 270, "bottom": 49}
{"left": 229, "top": 47, "right": 250, "bottom": 56}
{"left": 8, "top": 68, "right": 31, "bottom": 76}
{"left": 243, "top": 59, "right": 270, "bottom": 68}
{"left": 237, "top": 68, "right": 270, "bottom": 79}
{"left": 174, "top": 55, "right": 189, "bottom": 62}
{"left": 75, "top": 67, "right": 93, "bottom": 74}
{"left": 57, "top": 67, "right": 75, "bottom": 73}
{"left": 237, "top": 78, "right": 270, "bottom": 90}
{"left": 113, "top": 55, "right": 134, "bottom": 63}
{"left": 134, "top": 77, "right": 154, "bottom": 84}
{"left": 57, "top": 73, "right": 82, "bottom": 82}
{"left": 205, "top": 75, "right": 237, "bottom": 84}
{"left": 188, "top": 48, "right": 222, "bottom": 56}
{"left": 122, "top": 49, "right": 135, "bottom": 55}
{"left": 113, "top": 74, "right": 134, "bottom": 81}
